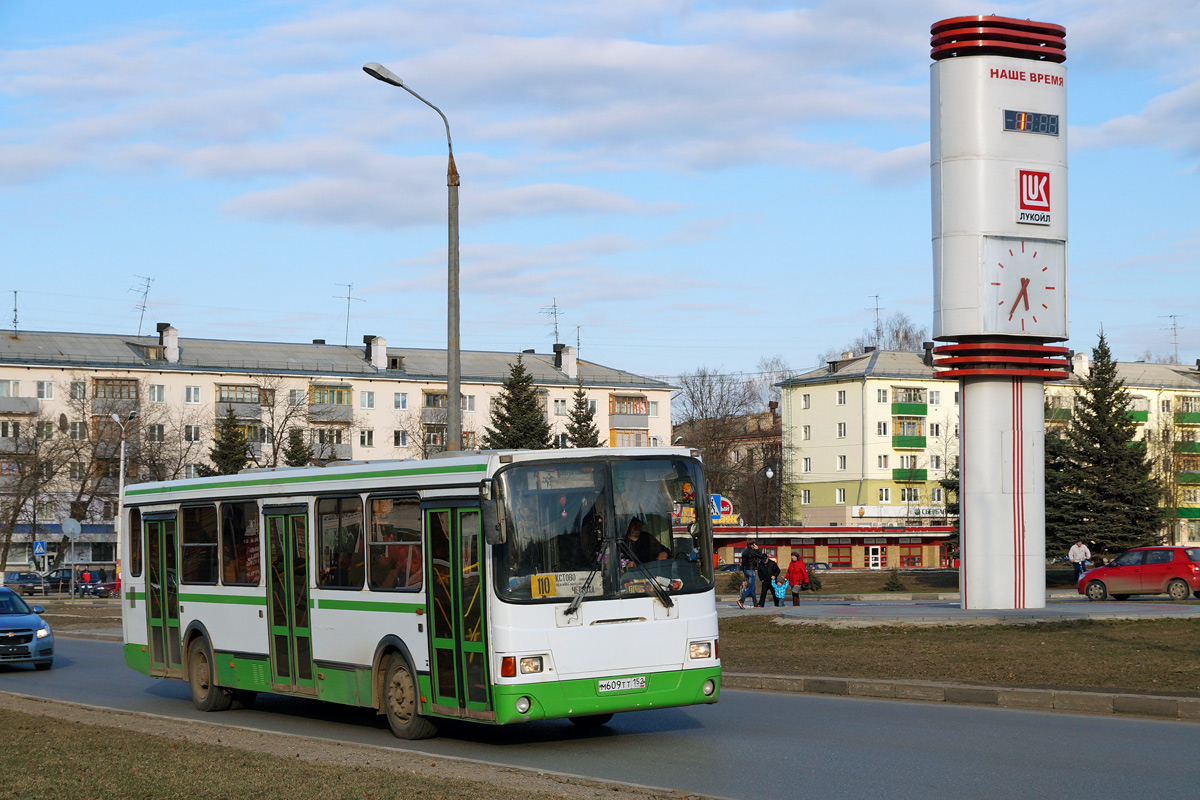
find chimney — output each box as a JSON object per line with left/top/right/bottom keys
{"left": 156, "top": 322, "right": 179, "bottom": 364}
{"left": 554, "top": 343, "right": 577, "bottom": 379}
{"left": 923, "top": 341, "right": 935, "bottom": 367}
{"left": 1073, "top": 350, "right": 1090, "bottom": 378}
{"left": 363, "top": 335, "right": 387, "bottom": 370}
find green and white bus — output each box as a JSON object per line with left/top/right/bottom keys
{"left": 120, "top": 447, "right": 720, "bottom": 738}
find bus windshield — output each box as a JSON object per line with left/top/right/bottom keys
{"left": 493, "top": 457, "right": 713, "bottom": 603}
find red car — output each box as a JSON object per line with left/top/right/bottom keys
{"left": 1078, "top": 546, "right": 1200, "bottom": 601}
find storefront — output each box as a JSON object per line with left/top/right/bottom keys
{"left": 714, "top": 525, "right": 955, "bottom": 570}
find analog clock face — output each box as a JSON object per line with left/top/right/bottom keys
{"left": 982, "top": 237, "right": 1066, "bottom": 338}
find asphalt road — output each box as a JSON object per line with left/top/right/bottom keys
{"left": 3, "top": 637, "right": 1197, "bottom": 800}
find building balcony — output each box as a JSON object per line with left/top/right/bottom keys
{"left": 609, "top": 412, "right": 649, "bottom": 429}
{"left": 1128, "top": 410, "right": 1149, "bottom": 422}
{"left": 891, "top": 402, "right": 927, "bottom": 416}
{"left": 892, "top": 468, "right": 928, "bottom": 482}
{"left": 1046, "top": 407, "right": 1073, "bottom": 421}
{"left": 216, "top": 402, "right": 262, "bottom": 421}
{"left": 892, "top": 435, "right": 926, "bottom": 449}
{"left": 1180, "top": 472, "right": 1200, "bottom": 485}
{"left": 1179, "top": 442, "right": 1200, "bottom": 454}
{"left": 1175, "top": 411, "right": 1200, "bottom": 426}
{"left": 0, "top": 397, "right": 38, "bottom": 415}
{"left": 308, "top": 404, "right": 354, "bottom": 423}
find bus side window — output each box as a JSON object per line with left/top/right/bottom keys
{"left": 367, "top": 496, "right": 422, "bottom": 592}
{"left": 221, "top": 501, "right": 261, "bottom": 585}
{"left": 129, "top": 508, "right": 143, "bottom": 577}
{"left": 317, "top": 496, "right": 365, "bottom": 589}
{"left": 181, "top": 505, "right": 219, "bottom": 584}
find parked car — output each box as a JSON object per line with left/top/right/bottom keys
{"left": 39, "top": 568, "right": 75, "bottom": 594}
{"left": 0, "top": 586, "right": 54, "bottom": 669}
{"left": 717, "top": 563, "right": 743, "bottom": 573}
{"left": 75, "top": 576, "right": 119, "bottom": 599}
{"left": 3, "top": 571, "right": 45, "bottom": 596}
{"left": 807, "top": 562, "right": 831, "bottom": 571}
{"left": 1078, "top": 546, "right": 1200, "bottom": 601}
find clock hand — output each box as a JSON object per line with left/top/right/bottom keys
{"left": 1008, "top": 277, "right": 1031, "bottom": 319}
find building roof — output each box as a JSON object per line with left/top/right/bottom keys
{"left": 0, "top": 328, "right": 671, "bottom": 390}
{"left": 780, "top": 350, "right": 947, "bottom": 387}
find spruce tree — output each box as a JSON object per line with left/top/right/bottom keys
{"left": 1064, "top": 332, "right": 1163, "bottom": 553}
{"left": 283, "top": 427, "right": 313, "bottom": 467}
{"left": 937, "top": 460, "right": 960, "bottom": 560}
{"left": 564, "top": 378, "right": 602, "bottom": 448}
{"left": 200, "top": 407, "right": 251, "bottom": 476}
{"left": 482, "top": 356, "right": 552, "bottom": 450}
{"left": 1043, "top": 424, "right": 1085, "bottom": 554}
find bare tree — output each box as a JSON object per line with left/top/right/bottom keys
{"left": 392, "top": 405, "right": 481, "bottom": 459}
{"left": 747, "top": 355, "right": 791, "bottom": 413}
{"left": 818, "top": 311, "right": 929, "bottom": 364}
{"left": 672, "top": 367, "right": 756, "bottom": 500}
{"left": 0, "top": 410, "right": 72, "bottom": 572}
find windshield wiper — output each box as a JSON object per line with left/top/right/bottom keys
{"left": 617, "top": 539, "right": 674, "bottom": 609}
{"left": 564, "top": 555, "right": 603, "bottom": 617}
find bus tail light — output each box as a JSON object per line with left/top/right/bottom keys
{"left": 501, "top": 656, "right": 516, "bottom": 677}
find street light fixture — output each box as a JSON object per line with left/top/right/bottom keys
{"left": 111, "top": 410, "right": 137, "bottom": 576}
{"left": 363, "top": 62, "right": 461, "bottom": 451}
{"left": 752, "top": 463, "right": 775, "bottom": 541}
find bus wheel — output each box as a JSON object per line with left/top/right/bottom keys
{"left": 188, "top": 639, "right": 233, "bottom": 712}
{"left": 383, "top": 655, "right": 437, "bottom": 740}
{"left": 569, "top": 713, "right": 613, "bottom": 728}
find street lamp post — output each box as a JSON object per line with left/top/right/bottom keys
{"left": 111, "top": 411, "right": 137, "bottom": 577}
{"left": 752, "top": 463, "right": 775, "bottom": 541}
{"left": 363, "top": 62, "right": 461, "bottom": 451}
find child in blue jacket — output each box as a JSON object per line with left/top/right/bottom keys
{"left": 770, "top": 575, "right": 789, "bottom": 607}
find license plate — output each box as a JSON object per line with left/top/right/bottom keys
{"left": 597, "top": 676, "right": 646, "bottom": 693}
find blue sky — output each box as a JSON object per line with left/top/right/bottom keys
{"left": 2, "top": 1, "right": 1197, "bottom": 381}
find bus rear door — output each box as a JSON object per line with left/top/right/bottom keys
{"left": 265, "top": 508, "right": 316, "bottom": 696}
{"left": 144, "top": 515, "right": 184, "bottom": 678}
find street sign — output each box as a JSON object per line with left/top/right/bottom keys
{"left": 33, "top": 541, "right": 46, "bottom": 556}
{"left": 62, "top": 518, "right": 82, "bottom": 539}
{"left": 709, "top": 494, "right": 721, "bottom": 521}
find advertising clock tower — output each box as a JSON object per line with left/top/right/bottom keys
{"left": 930, "top": 16, "right": 1070, "bottom": 609}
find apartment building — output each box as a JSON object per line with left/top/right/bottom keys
{"left": 0, "top": 324, "right": 673, "bottom": 568}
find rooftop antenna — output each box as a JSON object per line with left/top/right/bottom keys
{"left": 12, "top": 291, "right": 17, "bottom": 332}
{"left": 1160, "top": 314, "right": 1183, "bottom": 365}
{"left": 335, "top": 283, "right": 364, "bottom": 346}
{"left": 132, "top": 276, "right": 153, "bottom": 336}
{"left": 540, "top": 297, "right": 563, "bottom": 344}
{"left": 575, "top": 325, "right": 581, "bottom": 353}
{"left": 868, "top": 295, "right": 883, "bottom": 348}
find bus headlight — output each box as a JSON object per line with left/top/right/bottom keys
{"left": 689, "top": 642, "right": 712, "bottom": 660}
{"left": 515, "top": 696, "right": 532, "bottom": 714}
{"left": 520, "top": 656, "right": 544, "bottom": 674}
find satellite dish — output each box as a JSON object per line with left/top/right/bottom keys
{"left": 62, "top": 518, "right": 82, "bottom": 540}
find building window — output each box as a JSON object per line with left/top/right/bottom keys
{"left": 649, "top": 401, "right": 659, "bottom": 417}
{"left": 424, "top": 426, "right": 445, "bottom": 447}
{"left": 802, "top": 394, "right": 811, "bottom": 409}
{"left": 1183, "top": 489, "right": 1200, "bottom": 504}
{"left": 901, "top": 487, "right": 920, "bottom": 503}
{"left": 361, "top": 391, "right": 375, "bottom": 410}
{"left": 70, "top": 381, "right": 86, "bottom": 401}
{"left": 899, "top": 545, "right": 922, "bottom": 567}
{"left": 929, "top": 390, "right": 940, "bottom": 405}
{"left": 184, "top": 464, "right": 200, "bottom": 479}
{"left": 310, "top": 386, "right": 351, "bottom": 405}
{"left": 69, "top": 462, "right": 86, "bottom": 481}
{"left": 289, "top": 389, "right": 306, "bottom": 406}
{"left": 36, "top": 381, "right": 54, "bottom": 399}
{"left": 929, "top": 422, "right": 941, "bottom": 437}
{"left": 425, "top": 393, "right": 448, "bottom": 409}
{"left": 393, "top": 430, "right": 407, "bottom": 447}
{"left": 461, "top": 395, "right": 475, "bottom": 412}
{"left": 837, "top": 455, "right": 846, "bottom": 471}
{"left": 1161, "top": 399, "right": 1173, "bottom": 413}
{"left": 878, "top": 454, "right": 889, "bottom": 469}
{"left": 800, "top": 490, "right": 811, "bottom": 505}
{"left": 69, "top": 421, "right": 88, "bottom": 441}
{"left": 877, "top": 389, "right": 888, "bottom": 403}
{"left": 462, "top": 431, "right": 476, "bottom": 448}
{"left": 394, "top": 392, "right": 407, "bottom": 409}
{"left": 555, "top": 432, "right": 569, "bottom": 447}
{"left": 35, "top": 421, "right": 54, "bottom": 440}
{"left": 589, "top": 400, "right": 597, "bottom": 413}
{"left": 829, "top": 546, "right": 851, "bottom": 568}
{"left": 96, "top": 379, "right": 138, "bottom": 400}
{"left": 895, "top": 387, "right": 925, "bottom": 404}
{"left": 360, "top": 429, "right": 374, "bottom": 447}
{"left": 836, "top": 422, "right": 847, "bottom": 438}
{"left": 931, "top": 487, "right": 944, "bottom": 503}
{"left": 877, "top": 421, "right": 888, "bottom": 436}
{"left": 801, "top": 425, "right": 811, "bottom": 441}
{"left": 184, "top": 425, "right": 202, "bottom": 442}
{"left": 895, "top": 417, "right": 924, "bottom": 437}
{"left": 879, "top": 487, "right": 891, "bottom": 503}
{"left": 802, "top": 457, "right": 811, "bottom": 473}
{"left": 929, "top": 455, "right": 943, "bottom": 470}
{"left": 554, "top": 398, "right": 568, "bottom": 416}
{"left": 835, "top": 488, "right": 846, "bottom": 504}
{"left": 185, "top": 386, "right": 201, "bottom": 404}
{"left": 316, "top": 428, "right": 343, "bottom": 445}
{"left": 1180, "top": 396, "right": 1200, "bottom": 413}
{"left": 609, "top": 395, "right": 648, "bottom": 415}
{"left": 836, "top": 390, "right": 846, "bottom": 405}
{"left": 900, "top": 455, "right": 917, "bottom": 469}
{"left": 218, "top": 385, "right": 273, "bottom": 405}
{"left": 146, "top": 384, "right": 164, "bottom": 403}
{"left": 146, "top": 424, "right": 165, "bottom": 443}
{"left": 611, "top": 429, "right": 648, "bottom": 447}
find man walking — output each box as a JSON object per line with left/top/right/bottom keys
{"left": 737, "top": 542, "right": 759, "bottom": 609}
{"left": 1068, "top": 539, "right": 1092, "bottom": 582}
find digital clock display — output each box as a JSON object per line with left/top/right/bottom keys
{"left": 1003, "top": 109, "right": 1059, "bottom": 136}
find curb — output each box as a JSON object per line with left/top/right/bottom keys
{"left": 722, "top": 672, "right": 1200, "bottom": 722}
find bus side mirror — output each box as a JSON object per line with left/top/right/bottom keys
{"left": 480, "top": 478, "right": 506, "bottom": 545}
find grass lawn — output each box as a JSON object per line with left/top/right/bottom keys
{"left": 719, "top": 616, "right": 1200, "bottom": 696}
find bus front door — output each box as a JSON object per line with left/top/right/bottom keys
{"left": 144, "top": 517, "right": 183, "bottom": 677}
{"left": 426, "top": 506, "right": 492, "bottom": 720}
{"left": 265, "top": 511, "right": 316, "bottom": 696}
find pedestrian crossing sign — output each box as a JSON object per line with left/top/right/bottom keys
{"left": 33, "top": 541, "right": 46, "bottom": 556}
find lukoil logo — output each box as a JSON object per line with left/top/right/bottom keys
{"left": 1017, "top": 169, "right": 1051, "bottom": 225}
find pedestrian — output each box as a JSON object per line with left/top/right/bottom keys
{"left": 81, "top": 567, "right": 91, "bottom": 584}
{"left": 785, "top": 552, "right": 810, "bottom": 606}
{"left": 1068, "top": 539, "right": 1091, "bottom": 582}
{"left": 756, "top": 554, "right": 780, "bottom": 608}
{"left": 770, "top": 574, "right": 789, "bottom": 607}
{"left": 737, "top": 542, "right": 759, "bottom": 609}
{"left": 97, "top": 566, "right": 107, "bottom": 583}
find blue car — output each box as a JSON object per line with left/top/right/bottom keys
{"left": 0, "top": 586, "right": 54, "bottom": 670}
